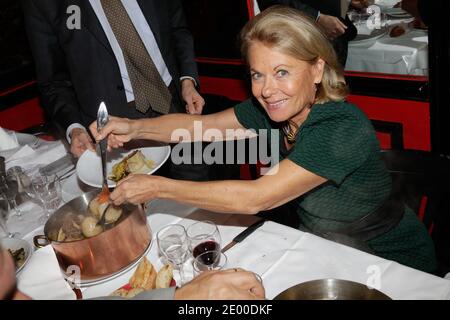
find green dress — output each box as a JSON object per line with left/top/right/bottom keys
{"left": 234, "top": 98, "right": 437, "bottom": 273}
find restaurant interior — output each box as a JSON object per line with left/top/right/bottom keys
{"left": 0, "top": 0, "right": 449, "bottom": 301}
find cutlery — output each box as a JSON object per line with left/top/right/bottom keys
{"left": 221, "top": 219, "right": 265, "bottom": 253}
{"left": 97, "top": 102, "right": 110, "bottom": 227}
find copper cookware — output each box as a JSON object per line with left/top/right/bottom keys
{"left": 33, "top": 191, "right": 151, "bottom": 281}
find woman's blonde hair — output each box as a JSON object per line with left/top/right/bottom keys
{"left": 240, "top": 6, "right": 348, "bottom": 103}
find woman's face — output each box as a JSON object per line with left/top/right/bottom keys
{"left": 248, "top": 41, "right": 324, "bottom": 125}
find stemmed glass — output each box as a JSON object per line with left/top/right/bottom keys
{"left": 156, "top": 224, "right": 190, "bottom": 286}
{"left": 192, "top": 251, "right": 228, "bottom": 276}
{"left": 0, "top": 172, "right": 23, "bottom": 220}
{"left": 30, "top": 173, "right": 62, "bottom": 224}
{"left": 0, "top": 193, "right": 20, "bottom": 238}
{"left": 186, "top": 220, "right": 222, "bottom": 258}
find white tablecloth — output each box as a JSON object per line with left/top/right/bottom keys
{"left": 345, "top": 17, "right": 428, "bottom": 76}
{"left": 18, "top": 198, "right": 450, "bottom": 300}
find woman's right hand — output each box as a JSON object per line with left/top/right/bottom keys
{"left": 89, "top": 116, "right": 138, "bottom": 149}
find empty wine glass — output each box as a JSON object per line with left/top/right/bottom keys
{"left": 30, "top": 173, "right": 61, "bottom": 224}
{"left": 192, "top": 250, "right": 228, "bottom": 276}
{"left": 0, "top": 193, "right": 20, "bottom": 238}
{"left": 186, "top": 220, "right": 221, "bottom": 258}
{"left": 156, "top": 224, "right": 189, "bottom": 286}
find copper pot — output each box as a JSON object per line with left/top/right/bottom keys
{"left": 33, "top": 191, "right": 151, "bottom": 281}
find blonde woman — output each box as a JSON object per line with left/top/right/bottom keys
{"left": 90, "top": 6, "right": 436, "bottom": 273}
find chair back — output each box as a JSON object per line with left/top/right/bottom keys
{"left": 381, "top": 150, "right": 450, "bottom": 276}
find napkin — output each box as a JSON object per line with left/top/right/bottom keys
{"left": 5, "top": 140, "right": 67, "bottom": 171}
{"left": 17, "top": 245, "right": 77, "bottom": 300}
{"left": 0, "top": 126, "right": 19, "bottom": 151}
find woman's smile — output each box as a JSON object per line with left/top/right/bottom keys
{"left": 248, "top": 41, "right": 324, "bottom": 125}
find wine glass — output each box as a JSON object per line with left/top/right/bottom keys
{"left": 0, "top": 193, "right": 20, "bottom": 238}
{"left": 186, "top": 220, "right": 221, "bottom": 258}
{"left": 30, "top": 173, "right": 62, "bottom": 224}
{"left": 0, "top": 172, "right": 23, "bottom": 220}
{"left": 156, "top": 224, "right": 189, "bottom": 286}
{"left": 192, "top": 250, "right": 228, "bottom": 276}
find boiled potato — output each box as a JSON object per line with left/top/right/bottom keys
{"left": 81, "top": 216, "right": 103, "bottom": 238}
{"left": 105, "top": 205, "right": 123, "bottom": 224}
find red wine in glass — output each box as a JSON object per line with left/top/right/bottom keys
{"left": 193, "top": 240, "right": 219, "bottom": 264}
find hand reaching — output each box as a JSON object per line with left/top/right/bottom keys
{"left": 317, "top": 14, "right": 347, "bottom": 40}
{"left": 70, "top": 128, "right": 95, "bottom": 157}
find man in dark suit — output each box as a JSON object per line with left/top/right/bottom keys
{"left": 257, "top": 0, "right": 357, "bottom": 66}
{"left": 21, "top": 0, "right": 207, "bottom": 180}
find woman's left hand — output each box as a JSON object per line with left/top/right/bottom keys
{"left": 110, "top": 174, "right": 160, "bottom": 205}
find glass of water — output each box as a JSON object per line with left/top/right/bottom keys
{"left": 156, "top": 224, "right": 189, "bottom": 286}
{"left": 30, "top": 173, "right": 61, "bottom": 224}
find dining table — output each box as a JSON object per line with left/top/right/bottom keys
{"left": 2, "top": 131, "right": 450, "bottom": 300}
{"left": 345, "top": 8, "right": 428, "bottom": 76}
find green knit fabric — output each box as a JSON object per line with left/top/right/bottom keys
{"left": 234, "top": 98, "right": 437, "bottom": 273}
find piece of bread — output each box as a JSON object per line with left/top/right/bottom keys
{"left": 129, "top": 258, "right": 157, "bottom": 290}
{"left": 390, "top": 25, "right": 405, "bottom": 38}
{"left": 156, "top": 264, "right": 174, "bottom": 289}
{"left": 110, "top": 287, "right": 145, "bottom": 298}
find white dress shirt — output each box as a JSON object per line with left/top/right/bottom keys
{"left": 68, "top": 0, "right": 194, "bottom": 141}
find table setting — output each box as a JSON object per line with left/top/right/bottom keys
{"left": 1, "top": 119, "right": 450, "bottom": 300}
{"left": 345, "top": 0, "right": 428, "bottom": 76}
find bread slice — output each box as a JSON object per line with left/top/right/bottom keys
{"left": 129, "top": 258, "right": 157, "bottom": 290}
{"left": 156, "top": 264, "right": 174, "bottom": 289}
{"left": 110, "top": 287, "right": 145, "bottom": 298}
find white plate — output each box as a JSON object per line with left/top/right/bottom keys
{"left": 1, "top": 237, "right": 33, "bottom": 274}
{"left": 76, "top": 145, "right": 171, "bottom": 188}
{"left": 61, "top": 173, "right": 97, "bottom": 203}
{"left": 351, "top": 27, "right": 388, "bottom": 46}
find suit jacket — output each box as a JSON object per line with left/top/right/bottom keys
{"left": 21, "top": 0, "right": 199, "bottom": 132}
{"left": 257, "top": 0, "right": 319, "bottom": 18}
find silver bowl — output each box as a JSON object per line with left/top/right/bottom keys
{"left": 274, "top": 279, "right": 392, "bottom": 300}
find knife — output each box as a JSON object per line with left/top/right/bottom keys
{"left": 221, "top": 219, "right": 265, "bottom": 253}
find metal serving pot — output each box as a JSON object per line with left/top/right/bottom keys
{"left": 274, "top": 279, "right": 391, "bottom": 300}
{"left": 33, "top": 191, "right": 151, "bottom": 281}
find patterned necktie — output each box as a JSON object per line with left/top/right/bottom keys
{"left": 100, "top": 0, "right": 172, "bottom": 114}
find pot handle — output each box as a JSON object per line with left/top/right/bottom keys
{"left": 33, "top": 235, "right": 50, "bottom": 249}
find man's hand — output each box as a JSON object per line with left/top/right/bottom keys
{"left": 174, "top": 268, "right": 265, "bottom": 300}
{"left": 317, "top": 14, "right": 347, "bottom": 40}
{"left": 70, "top": 128, "right": 95, "bottom": 157}
{"left": 351, "top": 0, "right": 373, "bottom": 10}
{"left": 181, "top": 78, "right": 205, "bottom": 115}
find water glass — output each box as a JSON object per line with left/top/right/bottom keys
{"left": 0, "top": 171, "right": 23, "bottom": 219}
{"left": 0, "top": 193, "right": 19, "bottom": 238}
{"left": 186, "top": 220, "right": 222, "bottom": 257}
{"left": 156, "top": 224, "right": 190, "bottom": 286}
{"left": 30, "top": 174, "right": 61, "bottom": 223}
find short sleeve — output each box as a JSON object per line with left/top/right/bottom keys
{"left": 288, "top": 107, "right": 375, "bottom": 185}
{"left": 234, "top": 98, "right": 270, "bottom": 130}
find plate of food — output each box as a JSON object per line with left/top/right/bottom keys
{"left": 76, "top": 145, "right": 171, "bottom": 188}
{"left": 1, "top": 237, "right": 33, "bottom": 274}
